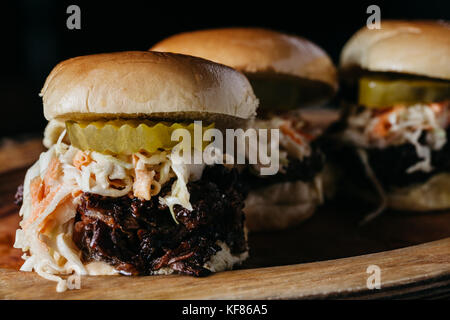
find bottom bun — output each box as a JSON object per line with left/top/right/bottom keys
{"left": 388, "top": 172, "right": 450, "bottom": 211}
{"left": 244, "top": 178, "right": 323, "bottom": 231}
{"left": 84, "top": 241, "right": 248, "bottom": 276}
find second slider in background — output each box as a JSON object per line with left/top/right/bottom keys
{"left": 151, "top": 28, "right": 339, "bottom": 231}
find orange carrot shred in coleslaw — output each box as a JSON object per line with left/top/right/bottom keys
{"left": 429, "top": 101, "right": 448, "bottom": 115}
{"left": 372, "top": 112, "right": 391, "bottom": 138}
{"left": 133, "top": 169, "right": 156, "bottom": 201}
{"left": 371, "top": 106, "right": 404, "bottom": 138}
{"left": 39, "top": 193, "right": 73, "bottom": 234}
{"left": 280, "top": 121, "right": 313, "bottom": 145}
{"left": 27, "top": 158, "right": 63, "bottom": 227}
{"left": 73, "top": 151, "right": 92, "bottom": 170}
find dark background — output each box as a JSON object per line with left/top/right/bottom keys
{"left": 1, "top": 0, "right": 448, "bottom": 138}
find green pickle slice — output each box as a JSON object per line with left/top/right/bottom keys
{"left": 66, "top": 120, "right": 214, "bottom": 154}
{"left": 359, "top": 76, "right": 450, "bottom": 108}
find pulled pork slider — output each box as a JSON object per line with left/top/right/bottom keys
{"left": 151, "top": 28, "right": 338, "bottom": 231}
{"left": 337, "top": 20, "right": 450, "bottom": 212}
{"left": 14, "top": 51, "right": 258, "bottom": 291}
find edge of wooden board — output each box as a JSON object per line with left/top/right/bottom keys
{"left": 1, "top": 237, "right": 449, "bottom": 300}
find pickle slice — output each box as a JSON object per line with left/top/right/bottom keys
{"left": 359, "top": 76, "right": 450, "bottom": 108}
{"left": 66, "top": 120, "right": 214, "bottom": 154}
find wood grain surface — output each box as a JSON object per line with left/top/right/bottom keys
{"left": 0, "top": 137, "right": 449, "bottom": 299}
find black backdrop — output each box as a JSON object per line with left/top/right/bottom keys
{"left": 1, "top": 0, "right": 448, "bottom": 138}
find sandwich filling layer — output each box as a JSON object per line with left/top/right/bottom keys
{"left": 340, "top": 101, "right": 450, "bottom": 189}
{"left": 243, "top": 116, "right": 325, "bottom": 194}
{"left": 14, "top": 128, "right": 248, "bottom": 292}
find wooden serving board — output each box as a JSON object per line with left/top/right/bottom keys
{"left": 1, "top": 137, "right": 450, "bottom": 299}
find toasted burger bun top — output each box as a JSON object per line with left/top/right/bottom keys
{"left": 42, "top": 51, "right": 258, "bottom": 122}
{"left": 151, "top": 28, "right": 338, "bottom": 93}
{"left": 340, "top": 20, "right": 450, "bottom": 80}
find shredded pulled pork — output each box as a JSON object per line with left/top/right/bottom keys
{"left": 72, "top": 165, "right": 247, "bottom": 277}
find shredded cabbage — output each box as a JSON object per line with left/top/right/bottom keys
{"left": 248, "top": 116, "right": 312, "bottom": 173}
{"left": 159, "top": 146, "right": 196, "bottom": 223}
